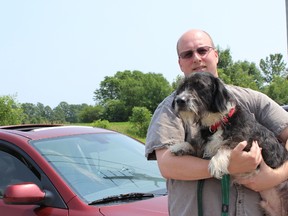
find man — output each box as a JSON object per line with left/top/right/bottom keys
{"left": 145, "top": 29, "right": 288, "bottom": 216}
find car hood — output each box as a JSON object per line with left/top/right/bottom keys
{"left": 97, "top": 196, "right": 168, "bottom": 215}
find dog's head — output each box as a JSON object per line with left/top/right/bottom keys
{"left": 172, "top": 72, "right": 232, "bottom": 124}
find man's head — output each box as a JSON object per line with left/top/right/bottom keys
{"left": 177, "top": 29, "right": 219, "bottom": 77}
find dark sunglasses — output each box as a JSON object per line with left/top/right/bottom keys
{"left": 179, "top": 46, "right": 214, "bottom": 59}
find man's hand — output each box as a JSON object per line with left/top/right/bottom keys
{"left": 228, "top": 140, "right": 262, "bottom": 175}
{"left": 235, "top": 160, "right": 277, "bottom": 191}
{"left": 231, "top": 140, "right": 288, "bottom": 192}
{"left": 236, "top": 158, "right": 288, "bottom": 192}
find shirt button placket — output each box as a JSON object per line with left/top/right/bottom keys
{"left": 235, "top": 184, "right": 245, "bottom": 216}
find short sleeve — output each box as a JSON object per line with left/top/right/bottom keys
{"left": 145, "top": 93, "right": 185, "bottom": 160}
{"left": 227, "top": 85, "right": 288, "bottom": 137}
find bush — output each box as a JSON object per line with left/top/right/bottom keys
{"left": 129, "top": 107, "right": 151, "bottom": 138}
{"left": 0, "top": 95, "right": 24, "bottom": 125}
{"left": 91, "top": 119, "right": 110, "bottom": 129}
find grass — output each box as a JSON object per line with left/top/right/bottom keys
{"left": 108, "top": 122, "right": 146, "bottom": 143}
{"left": 108, "top": 122, "right": 131, "bottom": 134}
{"left": 75, "top": 122, "right": 146, "bottom": 143}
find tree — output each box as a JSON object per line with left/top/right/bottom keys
{"left": 102, "top": 99, "right": 127, "bottom": 122}
{"left": 35, "top": 102, "right": 51, "bottom": 123}
{"left": 22, "top": 103, "right": 56, "bottom": 124}
{"left": 94, "top": 70, "right": 173, "bottom": 121}
{"left": 21, "top": 103, "right": 39, "bottom": 124}
{"left": 55, "top": 102, "right": 71, "bottom": 122}
{"left": 219, "top": 61, "right": 263, "bottom": 90}
{"left": 259, "top": 53, "right": 287, "bottom": 83}
{"left": 171, "top": 74, "right": 183, "bottom": 90}
{"left": 217, "top": 47, "right": 233, "bottom": 70}
{"left": 0, "top": 95, "right": 24, "bottom": 125}
{"left": 263, "top": 76, "right": 288, "bottom": 105}
{"left": 66, "top": 104, "right": 86, "bottom": 123}
{"left": 51, "top": 102, "right": 90, "bottom": 123}
{"left": 94, "top": 76, "right": 120, "bottom": 103}
{"left": 217, "top": 48, "right": 264, "bottom": 90}
{"left": 52, "top": 105, "right": 66, "bottom": 123}
{"left": 79, "top": 105, "right": 104, "bottom": 123}
{"left": 43, "top": 105, "right": 54, "bottom": 123}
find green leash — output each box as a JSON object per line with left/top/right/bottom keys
{"left": 221, "top": 174, "right": 230, "bottom": 216}
{"left": 197, "top": 174, "right": 230, "bottom": 216}
{"left": 197, "top": 179, "right": 205, "bottom": 216}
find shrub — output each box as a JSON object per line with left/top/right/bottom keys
{"left": 92, "top": 119, "right": 110, "bottom": 129}
{"left": 129, "top": 107, "right": 151, "bottom": 138}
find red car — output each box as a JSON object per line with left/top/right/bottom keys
{"left": 0, "top": 125, "right": 168, "bottom": 216}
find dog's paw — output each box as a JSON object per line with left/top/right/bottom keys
{"left": 208, "top": 161, "right": 226, "bottom": 179}
{"left": 208, "top": 149, "right": 231, "bottom": 179}
{"left": 169, "top": 142, "right": 195, "bottom": 156}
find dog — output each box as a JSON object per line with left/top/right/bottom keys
{"left": 170, "top": 72, "right": 288, "bottom": 216}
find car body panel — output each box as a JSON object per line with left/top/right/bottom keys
{"left": 67, "top": 195, "right": 168, "bottom": 216}
{"left": 0, "top": 201, "right": 69, "bottom": 216}
{"left": 1, "top": 189, "right": 167, "bottom": 216}
{"left": 0, "top": 134, "right": 78, "bottom": 203}
{"left": 0, "top": 125, "right": 168, "bottom": 216}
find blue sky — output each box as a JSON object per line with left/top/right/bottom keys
{"left": 0, "top": 0, "right": 287, "bottom": 108}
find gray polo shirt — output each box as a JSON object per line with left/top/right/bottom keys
{"left": 145, "top": 85, "right": 288, "bottom": 216}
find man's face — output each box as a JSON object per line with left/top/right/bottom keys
{"left": 177, "top": 31, "right": 219, "bottom": 77}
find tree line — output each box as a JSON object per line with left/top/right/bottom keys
{"left": 1, "top": 48, "right": 288, "bottom": 135}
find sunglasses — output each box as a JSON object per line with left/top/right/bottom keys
{"left": 179, "top": 46, "right": 214, "bottom": 59}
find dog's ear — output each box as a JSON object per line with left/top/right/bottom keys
{"left": 212, "top": 78, "right": 231, "bottom": 112}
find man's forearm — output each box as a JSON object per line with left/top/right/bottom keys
{"left": 156, "top": 148, "right": 211, "bottom": 180}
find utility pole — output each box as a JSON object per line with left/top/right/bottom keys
{"left": 286, "top": 0, "right": 288, "bottom": 57}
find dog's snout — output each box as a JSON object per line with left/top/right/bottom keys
{"left": 176, "top": 97, "right": 186, "bottom": 107}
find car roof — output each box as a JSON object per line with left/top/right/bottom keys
{"left": 0, "top": 124, "right": 116, "bottom": 141}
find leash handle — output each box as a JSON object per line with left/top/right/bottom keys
{"left": 197, "top": 175, "right": 230, "bottom": 216}
{"left": 221, "top": 174, "right": 230, "bottom": 216}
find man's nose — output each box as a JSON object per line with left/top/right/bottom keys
{"left": 192, "top": 52, "right": 202, "bottom": 61}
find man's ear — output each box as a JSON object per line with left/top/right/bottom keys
{"left": 178, "top": 58, "right": 184, "bottom": 72}
{"left": 214, "top": 49, "right": 219, "bottom": 65}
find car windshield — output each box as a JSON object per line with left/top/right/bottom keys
{"left": 31, "top": 132, "right": 166, "bottom": 203}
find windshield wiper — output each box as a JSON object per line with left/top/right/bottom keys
{"left": 89, "top": 192, "right": 155, "bottom": 205}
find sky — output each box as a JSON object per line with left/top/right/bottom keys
{"left": 0, "top": 0, "right": 287, "bottom": 108}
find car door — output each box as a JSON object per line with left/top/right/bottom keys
{"left": 0, "top": 141, "right": 69, "bottom": 216}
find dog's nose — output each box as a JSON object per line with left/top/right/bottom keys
{"left": 176, "top": 97, "right": 186, "bottom": 107}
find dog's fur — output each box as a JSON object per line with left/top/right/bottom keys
{"left": 170, "top": 72, "right": 288, "bottom": 216}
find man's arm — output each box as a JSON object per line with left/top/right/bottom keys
{"left": 238, "top": 126, "right": 288, "bottom": 192}
{"left": 279, "top": 127, "right": 288, "bottom": 149}
{"left": 156, "top": 140, "right": 262, "bottom": 180}
{"left": 238, "top": 159, "right": 288, "bottom": 192}
{"left": 155, "top": 148, "right": 211, "bottom": 180}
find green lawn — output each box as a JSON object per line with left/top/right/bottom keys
{"left": 75, "top": 122, "right": 146, "bottom": 143}
{"left": 108, "top": 122, "right": 146, "bottom": 143}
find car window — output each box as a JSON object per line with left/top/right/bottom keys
{"left": 32, "top": 133, "right": 166, "bottom": 203}
{"left": 0, "top": 150, "right": 41, "bottom": 198}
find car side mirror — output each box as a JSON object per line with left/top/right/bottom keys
{"left": 3, "top": 182, "right": 51, "bottom": 205}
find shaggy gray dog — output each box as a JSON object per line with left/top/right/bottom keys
{"left": 170, "top": 72, "right": 288, "bottom": 216}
